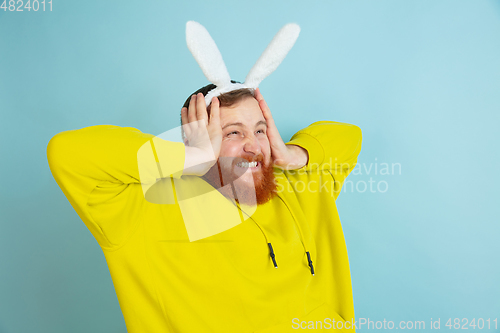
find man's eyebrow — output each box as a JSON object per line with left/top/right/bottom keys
{"left": 222, "top": 122, "right": 244, "bottom": 130}
{"left": 256, "top": 120, "right": 268, "bottom": 128}
{"left": 222, "top": 121, "right": 268, "bottom": 130}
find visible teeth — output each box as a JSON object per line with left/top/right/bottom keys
{"left": 237, "top": 161, "right": 258, "bottom": 168}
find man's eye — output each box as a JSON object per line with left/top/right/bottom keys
{"left": 256, "top": 129, "right": 265, "bottom": 134}
{"left": 228, "top": 131, "right": 239, "bottom": 135}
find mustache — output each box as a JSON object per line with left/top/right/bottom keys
{"left": 217, "top": 155, "right": 264, "bottom": 165}
{"left": 236, "top": 155, "right": 264, "bottom": 163}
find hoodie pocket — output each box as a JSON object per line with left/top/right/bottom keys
{"left": 253, "top": 302, "right": 352, "bottom": 332}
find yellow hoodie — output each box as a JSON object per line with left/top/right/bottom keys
{"left": 47, "top": 121, "right": 362, "bottom": 332}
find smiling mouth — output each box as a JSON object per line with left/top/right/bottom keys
{"left": 236, "top": 161, "right": 259, "bottom": 168}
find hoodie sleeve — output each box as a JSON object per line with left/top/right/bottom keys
{"left": 284, "top": 121, "right": 362, "bottom": 199}
{"left": 47, "top": 125, "right": 185, "bottom": 249}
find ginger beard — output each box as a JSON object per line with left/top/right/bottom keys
{"left": 202, "top": 154, "right": 277, "bottom": 206}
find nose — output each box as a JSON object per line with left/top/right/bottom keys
{"left": 243, "top": 134, "right": 261, "bottom": 156}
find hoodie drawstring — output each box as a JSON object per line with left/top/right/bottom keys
{"left": 244, "top": 210, "right": 278, "bottom": 269}
{"left": 267, "top": 243, "right": 278, "bottom": 269}
{"left": 276, "top": 195, "right": 315, "bottom": 276}
{"left": 235, "top": 199, "right": 315, "bottom": 276}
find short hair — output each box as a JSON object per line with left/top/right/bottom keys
{"left": 180, "top": 82, "right": 255, "bottom": 125}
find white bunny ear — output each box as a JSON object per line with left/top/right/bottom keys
{"left": 186, "top": 21, "right": 232, "bottom": 87}
{"left": 244, "top": 23, "right": 301, "bottom": 88}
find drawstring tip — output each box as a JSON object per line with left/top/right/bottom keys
{"left": 268, "top": 243, "right": 278, "bottom": 269}
{"left": 306, "top": 251, "right": 315, "bottom": 276}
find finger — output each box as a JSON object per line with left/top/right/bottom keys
{"left": 255, "top": 88, "right": 273, "bottom": 120}
{"left": 181, "top": 107, "right": 189, "bottom": 125}
{"left": 254, "top": 87, "right": 263, "bottom": 102}
{"left": 188, "top": 94, "right": 197, "bottom": 124}
{"left": 196, "top": 92, "right": 208, "bottom": 125}
{"left": 257, "top": 96, "right": 282, "bottom": 148}
{"left": 208, "top": 97, "right": 222, "bottom": 157}
{"left": 258, "top": 98, "right": 275, "bottom": 126}
{"left": 181, "top": 107, "right": 191, "bottom": 137}
{"left": 209, "top": 97, "right": 220, "bottom": 126}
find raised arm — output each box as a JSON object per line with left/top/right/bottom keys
{"left": 285, "top": 120, "right": 362, "bottom": 176}
{"left": 254, "top": 88, "right": 362, "bottom": 199}
{"left": 48, "top": 125, "right": 185, "bottom": 186}
{"left": 47, "top": 125, "right": 186, "bottom": 247}
{"left": 254, "top": 88, "right": 309, "bottom": 170}
{"left": 285, "top": 121, "right": 363, "bottom": 199}
{"left": 255, "top": 88, "right": 362, "bottom": 175}
{"left": 47, "top": 95, "right": 222, "bottom": 248}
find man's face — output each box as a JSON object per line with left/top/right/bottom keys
{"left": 203, "top": 96, "right": 277, "bottom": 205}
{"left": 219, "top": 97, "right": 271, "bottom": 183}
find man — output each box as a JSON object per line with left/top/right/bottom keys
{"left": 181, "top": 85, "right": 307, "bottom": 206}
{"left": 47, "top": 85, "right": 362, "bottom": 332}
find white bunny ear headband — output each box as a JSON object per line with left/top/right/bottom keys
{"left": 186, "top": 21, "right": 301, "bottom": 107}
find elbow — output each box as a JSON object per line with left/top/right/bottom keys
{"left": 353, "top": 125, "right": 363, "bottom": 143}
{"left": 47, "top": 133, "right": 61, "bottom": 172}
{"left": 352, "top": 125, "right": 363, "bottom": 157}
{"left": 46, "top": 131, "right": 71, "bottom": 172}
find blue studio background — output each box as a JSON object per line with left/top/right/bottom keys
{"left": 1, "top": 1, "right": 499, "bottom": 332}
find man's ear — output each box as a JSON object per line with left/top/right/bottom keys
{"left": 184, "top": 139, "right": 189, "bottom": 146}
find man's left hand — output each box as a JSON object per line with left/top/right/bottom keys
{"left": 255, "top": 88, "right": 309, "bottom": 170}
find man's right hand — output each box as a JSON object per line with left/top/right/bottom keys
{"left": 181, "top": 93, "right": 222, "bottom": 176}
